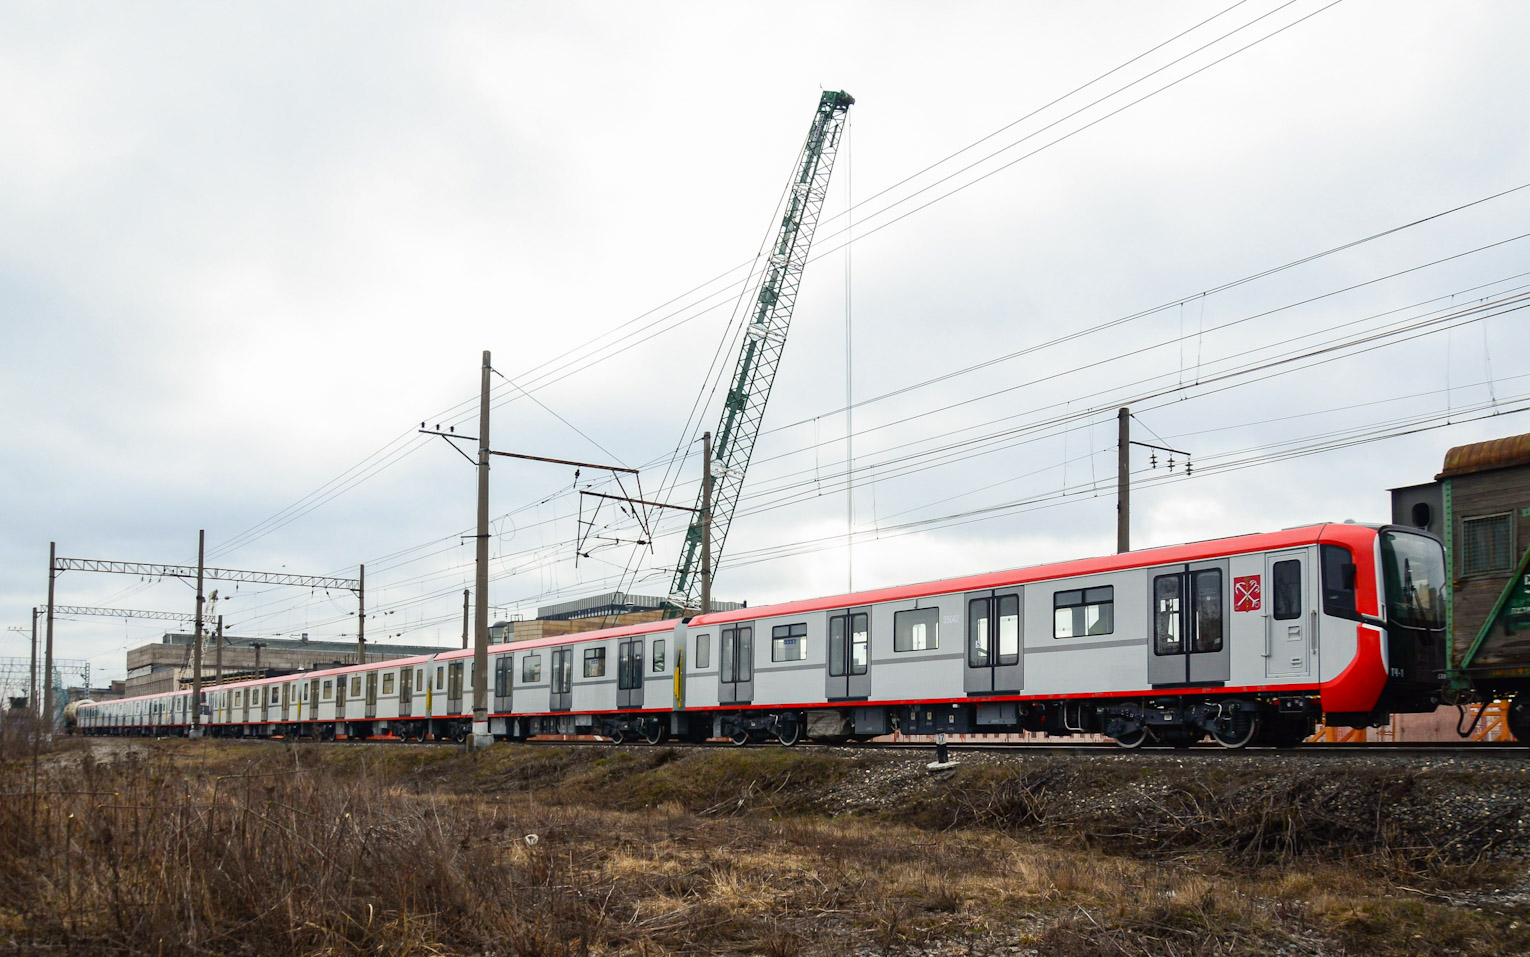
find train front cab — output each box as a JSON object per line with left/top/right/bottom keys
{"left": 1318, "top": 524, "right": 1447, "bottom": 728}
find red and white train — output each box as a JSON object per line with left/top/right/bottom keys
{"left": 78, "top": 522, "right": 1449, "bottom": 748}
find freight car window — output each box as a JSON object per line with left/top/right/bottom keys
{"left": 1272, "top": 561, "right": 1302, "bottom": 620}
{"left": 695, "top": 634, "right": 711, "bottom": 669}
{"left": 584, "top": 647, "right": 607, "bottom": 678}
{"left": 894, "top": 607, "right": 940, "bottom": 651}
{"left": 1462, "top": 513, "right": 1513, "bottom": 575}
{"left": 522, "top": 654, "right": 542, "bottom": 683}
{"left": 1320, "top": 545, "right": 1359, "bottom": 620}
{"left": 382, "top": 673, "right": 395, "bottom": 695}
{"left": 1054, "top": 587, "right": 1114, "bottom": 638}
{"left": 1191, "top": 569, "right": 1223, "bottom": 652}
{"left": 653, "top": 639, "right": 665, "bottom": 672}
{"left": 773, "top": 623, "right": 807, "bottom": 662}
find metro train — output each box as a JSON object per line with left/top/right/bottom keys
{"left": 78, "top": 522, "right": 1452, "bottom": 749}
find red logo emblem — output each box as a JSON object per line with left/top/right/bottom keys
{"left": 1234, "top": 575, "right": 1262, "bottom": 612}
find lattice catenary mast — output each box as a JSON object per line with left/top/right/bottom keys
{"left": 669, "top": 90, "right": 853, "bottom": 612}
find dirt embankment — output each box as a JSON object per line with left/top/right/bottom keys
{"left": 3, "top": 739, "right": 1528, "bottom": 956}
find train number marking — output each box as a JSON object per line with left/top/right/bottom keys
{"left": 1233, "top": 575, "right": 1262, "bottom": 612}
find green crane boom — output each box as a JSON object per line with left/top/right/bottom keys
{"left": 669, "top": 90, "right": 854, "bottom": 613}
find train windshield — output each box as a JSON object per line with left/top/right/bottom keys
{"left": 1380, "top": 530, "right": 1447, "bottom": 630}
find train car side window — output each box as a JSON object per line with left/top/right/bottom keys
{"left": 772, "top": 623, "right": 807, "bottom": 662}
{"left": 1191, "top": 569, "right": 1223, "bottom": 652}
{"left": 584, "top": 646, "right": 607, "bottom": 678}
{"left": 894, "top": 607, "right": 939, "bottom": 651}
{"left": 522, "top": 654, "right": 542, "bottom": 682}
{"left": 653, "top": 639, "right": 666, "bottom": 672}
{"left": 323, "top": 681, "right": 332, "bottom": 700}
{"left": 1153, "top": 575, "right": 1183, "bottom": 655}
{"left": 415, "top": 668, "right": 423, "bottom": 691}
{"left": 382, "top": 673, "right": 395, "bottom": 695}
{"left": 436, "top": 666, "right": 444, "bottom": 690}
{"left": 1272, "top": 560, "right": 1302, "bottom": 620}
{"left": 1320, "top": 544, "right": 1359, "bottom": 619}
{"left": 350, "top": 676, "right": 362, "bottom": 697}
{"left": 968, "top": 598, "right": 990, "bottom": 667}
{"left": 850, "top": 613, "right": 869, "bottom": 674}
{"left": 1054, "top": 587, "right": 1114, "bottom": 638}
{"left": 695, "top": 633, "right": 711, "bottom": 669}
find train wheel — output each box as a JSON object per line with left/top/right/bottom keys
{"left": 730, "top": 728, "right": 751, "bottom": 747}
{"left": 1113, "top": 726, "right": 1151, "bottom": 749}
{"left": 1508, "top": 696, "right": 1530, "bottom": 744}
{"left": 644, "top": 721, "right": 669, "bottom": 746}
{"left": 607, "top": 728, "right": 627, "bottom": 746}
{"left": 1212, "top": 715, "right": 1260, "bottom": 750}
{"left": 777, "top": 720, "right": 801, "bottom": 747}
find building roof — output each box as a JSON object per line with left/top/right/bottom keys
{"left": 1438, "top": 432, "right": 1530, "bottom": 480}
{"left": 150, "top": 633, "right": 447, "bottom": 658}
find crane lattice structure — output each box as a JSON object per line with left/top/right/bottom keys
{"left": 669, "top": 89, "right": 853, "bottom": 612}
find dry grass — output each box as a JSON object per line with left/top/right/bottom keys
{"left": 1, "top": 739, "right": 1525, "bottom": 955}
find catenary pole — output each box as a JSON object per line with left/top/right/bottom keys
{"left": 44, "top": 543, "right": 55, "bottom": 736}
{"left": 461, "top": 589, "right": 469, "bottom": 649}
{"left": 191, "top": 529, "right": 205, "bottom": 735}
{"left": 214, "top": 615, "right": 224, "bottom": 687}
{"left": 472, "top": 350, "right": 492, "bottom": 748}
{"left": 29, "top": 607, "right": 38, "bottom": 721}
{"left": 1117, "top": 408, "right": 1130, "bottom": 554}
{"left": 357, "top": 564, "right": 366, "bottom": 665}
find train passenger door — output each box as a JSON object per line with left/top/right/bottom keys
{"left": 718, "top": 625, "right": 754, "bottom": 704}
{"left": 309, "top": 679, "right": 320, "bottom": 722}
{"left": 964, "top": 590, "right": 1023, "bottom": 694}
{"left": 826, "top": 608, "right": 871, "bottom": 700}
{"left": 447, "top": 662, "right": 464, "bottom": 714}
{"left": 365, "top": 673, "right": 378, "bottom": 719}
{"left": 1264, "top": 551, "right": 1312, "bottom": 679}
{"left": 493, "top": 655, "right": 512, "bottom": 713}
{"left": 549, "top": 649, "right": 572, "bottom": 711}
{"left": 398, "top": 668, "right": 413, "bottom": 717}
{"left": 281, "top": 683, "right": 291, "bottom": 721}
{"left": 1149, "top": 560, "right": 1231, "bottom": 686}
{"left": 617, "top": 638, "right": 644, "bottom": 709}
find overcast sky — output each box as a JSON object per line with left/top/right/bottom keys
{"left": 4, "top": 1, "right": 1529, "bottom": 689}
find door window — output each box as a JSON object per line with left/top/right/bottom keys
{"left": 618, "top": 643, "right": 634, "bottom": 690}
{"left": 1153, "top": 575, "right": 1183, "bottom": 656}
{"left": 737, "top": 627, "right": 752, "bottom": 682}
{"left": 996, "top": 596, "right": 1019, "bottom": 665}
{"left": 721, "top": 629, "right": 736, "bottom": 681}
{"left": 1272, "top": 560, "right": 1302, "bottom": 621}
{"left": 695, "top": 633, "right": 710, "bottom": 669}
{"left": 1192, "top": 569, "right": 1223, "bottom": 652}
{"left": 968, "top": 598, "right": 990, "bottom": 667}
{"left": 850, "top": 613, "right": 869, "bottom": 675}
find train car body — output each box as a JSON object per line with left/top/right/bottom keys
{"left": 78, "top": 522, "right": 1453, "bottom": 748}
